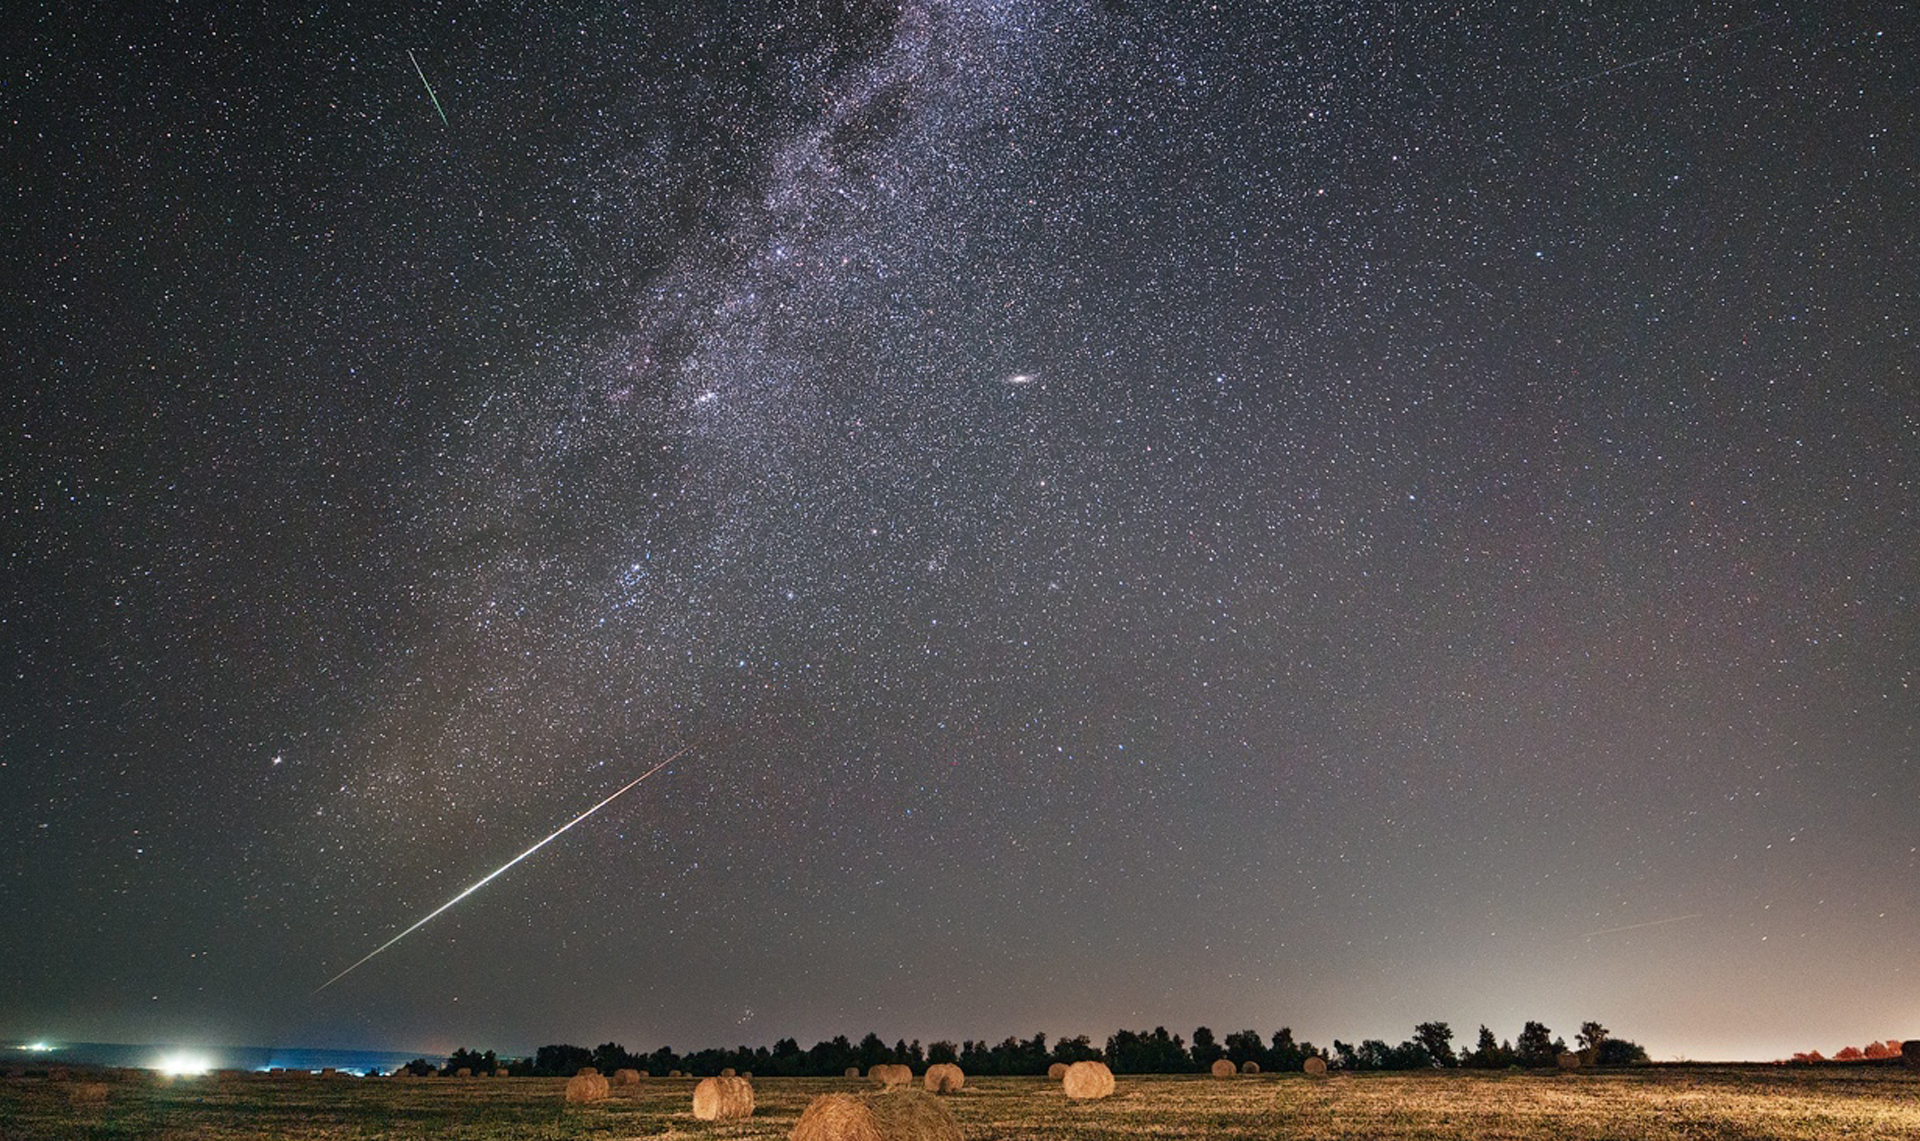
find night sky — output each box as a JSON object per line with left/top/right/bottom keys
{"left": 4, "top": 1, "right": 1916, "bottom": 1065}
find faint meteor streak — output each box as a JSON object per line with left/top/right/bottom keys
{"left": 1552, "top": 13, "right": 1785, "bottom": 91}
{"left": 408, "top": 49, "right": 448, "bottom": 125}
{"left": 315, "top": 744, "right": 691, "bottom": 992}
{"left": 1580, "top": 913, "right": 1703, "bottom": 938}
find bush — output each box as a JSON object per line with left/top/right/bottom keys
{"left": 1595, "top": 1039, "right": 1649, "bottom": 1066}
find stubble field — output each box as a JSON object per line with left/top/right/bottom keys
{"left": 4, "top": 1067, "right": 1918, "bottom": 1141}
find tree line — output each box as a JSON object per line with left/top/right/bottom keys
{"left": 412, "top": 1019, "right": 1647, "bottom": 1078}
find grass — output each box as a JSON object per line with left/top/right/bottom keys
{"left": 3, "top": 1067, "right": 1918, "bottom": 1140}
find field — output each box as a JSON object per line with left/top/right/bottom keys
{"left": 4, "top": 1067, "right": 1919, "bottom": 1140}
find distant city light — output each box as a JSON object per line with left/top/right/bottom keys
{"left": 155, "top": 1051, "right": 213, "bottom": 1077}
{"left": 22, "top": 1042, "right": 55, "bottom": 1052}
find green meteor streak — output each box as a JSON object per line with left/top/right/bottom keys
{"left": 408, "top": 49, "right": 448, "bottom": 126}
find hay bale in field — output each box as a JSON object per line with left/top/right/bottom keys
{"left": 1303, "top": 1056, "right": 1327, "bottom": 1076}
{"left": 847, "top": 1066, "right": 862, "bottom": 1078}
{"left": 1210, "top": 1058, "right": 1235, "bottom": 1077}
{"left": 871, "top": 1063, "right": 912, "bottom": 1088}
{"left": 454, "top": 1067, "right": 471, "bottom": 1078}
{"left": 742, "top": 1071, "right": 753, "bottom": 1078}
{"left": 1062, "top": 1060, "right": 1114, "bottom": 1100}
{"left": 1047, "top": 1062, "right": 1068, "bottom": 1080}
{"left": 1241, "top": 1060, "right": 1260, "bottom": 1074}
{"left": 669, "top": 1069, "right": 684, "bottom": 1078}
{"left": 613, "top": 1068, "right": 641, "bottom": 1086}
{"left": 790, "top": 1089, "right": 961, "bottom": 1141}
{"left": 693, "top": 1074, "right": 755, "bottom": 1121}
{"left": 721, "top": 1067, "right": 737, "bottom": 1077}
{"left": 923, "top": 1063, "right": 964, "bottom": 1093}
{"left": 564, "top": 1070, "right": 609, "bottom": 1104}
{"left": 1557, "top": 1053, "right": 1581, "bottom": 1070}
{"left": 494, "top": 1068, "right": 510, "bottom": 1078}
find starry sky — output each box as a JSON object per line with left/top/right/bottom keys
{"left": 3, "top": 1, "right": 1916, "bottom": 1064}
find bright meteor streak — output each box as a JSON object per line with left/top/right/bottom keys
{"left": 408, "top": 49, "right": 448, "bottom": 126}
{"left": 315, "top": 744, "right": 691, "bottom": 992}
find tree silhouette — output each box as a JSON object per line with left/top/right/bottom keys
{"left": 1515, "top": 1021, "right": 1556, "bottom": 1067}
{"left": 1268, "top": 1027, "right": 1312, "bottom": 1071}
{"left": 1594, "top": 1037, "right": 1648, "bottom": 1066}
{"left": 1223, "top": 1029, "right": 1266, "bottom": 1070}
{"left": 855, "top": 1033, "right": 890, "bottom": 1071}
{"left": 533, "top": 1044, "right": 592, "bottom": 1076}
{"left": 1189, "top": 1026, "right": 1222, "bottom": 1071}
{"left": 1463, "top": 1025, "right": 1511, "bottom": 1068}
{"left": 441, "top": 1047, "right": 497, "bottom": 1076}
{"left": 1412, "top": 1022, "right": 1456, "bottom": 1067}
{"left": 1051, "top": 1035, "right": 1101, "bottom": 1064}
{"left": 496, "top": 1014, "right": 1648, "bottom": 1078}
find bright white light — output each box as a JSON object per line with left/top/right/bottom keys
{"left": 155, "top": 1051, "right": 213, "bottom": 1077}
{"left": 23, "top": 1041, "right": 54, "bottom": 1053}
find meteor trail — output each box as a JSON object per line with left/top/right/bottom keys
{"left": 1552, "top": 13, "right": 1785, "bottom": 92}
{"left": 315, "top": 744, "right": 691, "bottom": 992}
{"left": 408, "top": 49, "right": 448, "bottom": 125}
{"left": 1580, "top": 913, "right": 1703, "bottom": 938}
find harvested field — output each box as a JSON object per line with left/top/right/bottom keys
{"left": 3, "top": 1067, "right": 1918, "bottom": 1139}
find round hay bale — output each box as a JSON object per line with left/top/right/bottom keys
{"left": 1210, "top": 1058, "right": 1235, "bottom": 1077}
{"left": 846, "top": 1067, "right": 861, "bottom": 1078}
{"left": 613, "top": 1068, "right": 641, "bottom": 1087}
{"left": 692, "top": 1074, "right": 755, "bottom": 1121}
{"left": 870, "top": 1063, "right": 912, "bottom": 1088}
{"left": 1062, "top": 1060, "right": 1114, "bottom": 1100}
{"left": 669, "top": 1069, "right": 684, "bottom": 1078}
{"left": 564, "top": 1071, "right": 609, "bottom": 1104}
{"left": 1241, "top": 1060, "right": 1260, "bottom": 1074}
{"left": 720, "top": 1067, "right": 736, "bottom": 1077}
{"left": 1046, "top": 1062, "right": 1068, "bottom": 1080}
{"left": 1557, "top": 1052, "right": 1581, "bottom": 1070}
{"left": 791, "top": 1089, "right": 961, "bottom": 1141}
{"left": 494, "top": 1068, "right": 510, "bottom": 1077}
{"left": 577, "top": 1066, "right": 599, "bottom": 1077}
{"left": 923, "top": 1063, "right": 964, "bottom": 1094}
{"left": 454, "top": 1067, "right": 471, "bottom": 1078}
{"left": 1303, "top": 1056, "right": 1328, "bottom": 1076}
{"left": 741, "top": 1071, "right": 752, "bottom": 1078}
